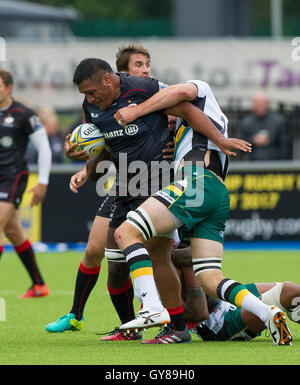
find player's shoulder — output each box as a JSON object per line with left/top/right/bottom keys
{"left": 12, "top": 100, "right": 44, "bottom": 133}
{"left": 6, "top": 100, "right": 36, "bottom": 118}
{"left": 118, "top": 72, "right": 159, "bottom": 90}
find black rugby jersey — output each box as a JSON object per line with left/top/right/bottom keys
{"left": 0, "top": 100, "right": 42, "bottom": 176}
{"left": 82, "top": 73, "right": 169, "bottom": 188}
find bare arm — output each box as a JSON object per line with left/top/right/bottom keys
{"left": 114, "top": 83, "right": 198, "bottom": 125}
{"left": 114, "top": 83, "right": 251, "bottom": 156}
{"left": 86, "top": 149, "right": 111, "bottom": 182}
{"left": 69, "top": 149, "right": 111, "bottom": 193}
{"left": 166, "top": 101, "right": 252, "bottom": 156}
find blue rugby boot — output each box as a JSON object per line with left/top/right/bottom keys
{"left": 46, "top": 313, "right": 84, "bottom": 333}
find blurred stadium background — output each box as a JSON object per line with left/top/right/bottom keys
{"left": 1, "top": 0, "right": 300, "bottom": 249}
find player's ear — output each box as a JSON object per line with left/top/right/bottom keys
{"left": 7, "top": 84, "right": 13, "bottom": 94}
{"left": 102, "top": 73, "right": 112, "bottom": 87}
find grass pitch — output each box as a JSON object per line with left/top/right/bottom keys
{"left": 0, "top": 249, "right": 300, "bottom": 365}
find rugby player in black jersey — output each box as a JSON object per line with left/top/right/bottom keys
{"left": 0, "top": 70, "right": 52, "bottom": 298}
{"left": 48, "top": 57, "right": 251, "bottom": 342}
{"left": 46, "top": 45, "right": 173, "bottom": 338}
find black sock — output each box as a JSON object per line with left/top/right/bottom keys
{"left": 70, "top": 263, "right": 100, "bottom": 320}
{"left": 168, "top": 306, "right": 186, "bottom": 331}
{"left": 107, "top": 278, "right": 135, "bottom": 324}
{"left": 14, "top": 240, "right": 44, "bottom": 285}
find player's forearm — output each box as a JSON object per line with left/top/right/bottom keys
{"left": 167, "top": 102, "right": 225, "bottom": 149}
{"left": 86, "top": 149, "right": 111, "bottom": 181}
{"left": 86, "top": 155, "right": 99, "bottom": 181}
{"left": 135, "top": 84, "right": 197, "bottom": 118}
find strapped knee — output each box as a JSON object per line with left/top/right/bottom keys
{"left": 125, "top": 208, "right": 157, "bottom": 241}
{"left": 193, "top": 257, "right": 222, "bottom": 276}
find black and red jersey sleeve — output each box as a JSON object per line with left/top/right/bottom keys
{"left": 22, "top": 107, "right": 43, "bottom": 136}
{"left": 119, "top": 73, "right": 160, "bottom": 100}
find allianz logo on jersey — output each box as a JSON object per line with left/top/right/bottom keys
{"left": 103, "top": 124, "right": 139, "bottom": 139}
{"left": 125, "top": 124, "right": 139, "bottom": 136}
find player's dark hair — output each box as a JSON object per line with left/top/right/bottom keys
{"left": 73, "top": 58, "right": 113, "bottom": 85}
{"left": 0, "top": 69, "right": 13, "bottom": 86}
{"left": 116, "top": 44, "right": 150, "bottom": 72}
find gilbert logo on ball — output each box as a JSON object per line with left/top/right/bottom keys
{"left": 0, "top": 37, "right": 5, "bottom": 61}
{"left": 69, "top": 123, "right": 105, "bottom": 157}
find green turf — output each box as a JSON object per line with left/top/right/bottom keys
{"left": 0, "top": 250, "right": 300, "bottom": 365}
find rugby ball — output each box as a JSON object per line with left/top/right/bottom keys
{"left": 69, "top": 123, "right": 105, "bottom": 157}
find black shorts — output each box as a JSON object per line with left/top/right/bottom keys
{"left": 96, "top": 195, "right": 116, "bottom": 218}
{"left": 109, "top": 195, "right": 148, "bottom": 229}
{"left": 0, "top": 171, "right": 29, "bottom": 208}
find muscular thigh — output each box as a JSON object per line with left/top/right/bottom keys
{"left": 191, "top": 238, "right": 223, "bottom": 259}
{"left": 0, "top": 201, "right": 15, "bottom": 230}
{"left": 139, "top": 197, "right": 179, "bottom": 235}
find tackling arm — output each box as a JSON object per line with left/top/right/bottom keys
{"left": 114, "top": 83, "right": 198, "bottom": 124}
{"left": 166, "top": 102, "right": 252, "bottom": 157}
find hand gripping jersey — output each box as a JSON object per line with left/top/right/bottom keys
{"left": 83, "top": 73, "right": 169, "bottom": 194}
{"left": 0, "top": 100, "right": 43, "bottom": 177}
{"left": 173, "top": 80, "right": 229, "bottom": 180}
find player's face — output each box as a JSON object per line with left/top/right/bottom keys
{"left": 127, "top": 53, "right": 150, "bottom": 78}
{"left": 0, "top": 77, "right": 12, "bottom": 107}
{"left": 78, "top": 74, "right": 116, "bottom": 110}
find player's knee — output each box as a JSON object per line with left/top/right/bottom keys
{"left": 113, "top": 225, "right": 126, "bottom": 247}
{"left": 4, "top": 227, "right": 23, "bottom": 245}
{"left": 193, "top": 258, "right": 223, "bottom": 295}
{"left": 114, "top": 220, "right": 144, "bottom": 248}
{"left": 84, "top": 243, "right": 104, "bottom": 264}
